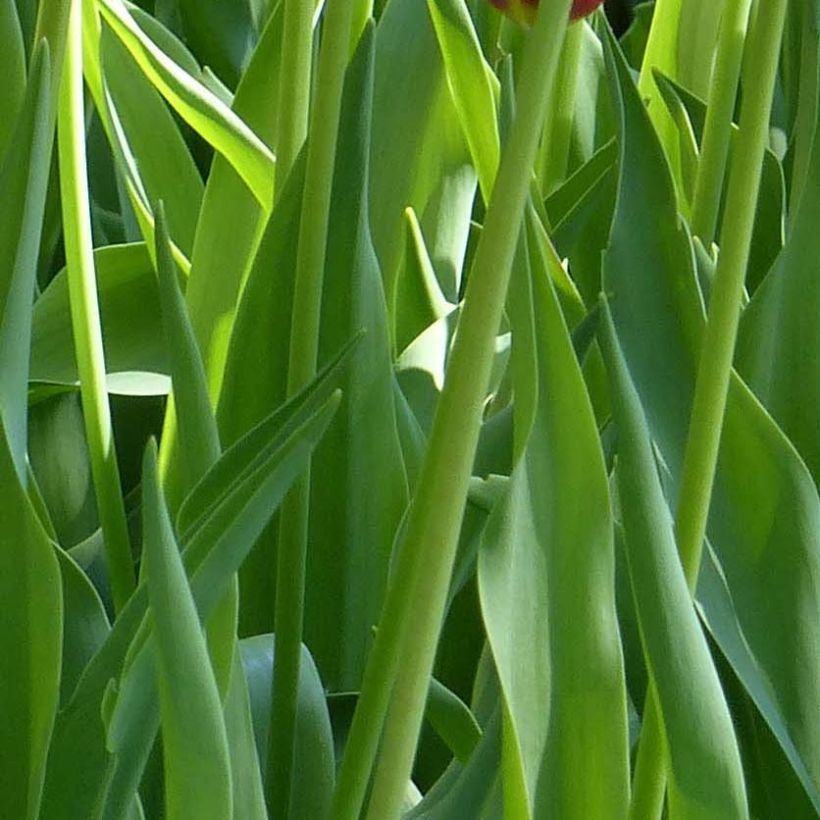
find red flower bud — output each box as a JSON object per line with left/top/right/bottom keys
{"left": 489, "top": 0, "right": 604, "bottom": 27}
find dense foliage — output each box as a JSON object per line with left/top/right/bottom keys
{"left": 2, "top": 0, "right": 819, "bottom": 818}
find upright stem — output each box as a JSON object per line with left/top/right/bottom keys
{"left": 628, "top": 3, "right": 788, "bottom": 816}
{"left": 274, "top": 0, "right": 313, "bottom": 196}
{"left": 58, "top": 0, "right": 135, "bottom": 612}
{"left": 540, "top": 19, "right": 584, "bottom": 193}
{"left": 676, "top": 0, "right": 787, "bottom": 589}
{"left": 330, "top": 3, "right": 573, "bottom": 819}
{"left": 690, "top": 0, "right": 755, "bottom": 244}
{"left": 266, "top": 0, "right": 354, "bottom": 815}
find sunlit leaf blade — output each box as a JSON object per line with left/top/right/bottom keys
{"left": 601, "top": 24, "right": 820, "bottom": 809}
{"left": 97, "top": 0, "right": 275, "bottom": 211}
{"left": 0, "top": 420, "right": 63, "bottom": 819}
{"left": 141, "top": 440, "right": 233, "bottom": 820}
{"left": 427, "top": 0, "right": 500, "bottom": 203}
{"left": 240, "top": 635, "right": 336, "bottom": 819}
{"left": 161, "top": 5, "right": 285, "bottom": 513}
{"left": 479, "top": 207, "right": 629, "bottom": 817}
{"left": 0, "top": 41, "right": 52, "bottom": 479}
{"left": 184, "top": 2, "right": 282, "bottom": 399}
{"left": 598, "top": 300, "right": 748, "bottom": 818}
{"left": 100, "top": 25, "right": 203, "bottom": 257}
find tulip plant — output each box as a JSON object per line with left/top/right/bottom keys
{"left": 2, "top": 0, "right": 819, "bottom": 817}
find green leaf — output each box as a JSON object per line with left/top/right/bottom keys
{"left": 154, "top": 201, "right": 220, "bottom": 491}
{"left": 0, "top": 41, "right": 52, "bottom": 478}
{"left": 602, "top": 24, "right": 820, "bottom": 810}
{"left": 240, "top": 635, "right": 336, "bottom": 819}
{"left": 394, "top": 207, "right": 454, "bottom": 356}
{"left": 426, "top": 678, "right": 482, "bottom": 764}
{"left": 0, "top": 420, "right": 63, "bottom": 819}
{"left": 371, "top": 0, "right": 476, "bottom": 306}
{"left": 427, "top": 0, "right": 499, "bottom": 203}
{"left": 223, "top": 647, "right": 267, "bottom": 820}
{"left": 184, "top": 1, "right": 283, "bottom": 399}
{"left": 306, "top": 24, "right": 408, "bottom": 690}
{"left": 30, "top": 243, "right": 168, "bottom": 396}
{"left": 176, "top": 0, "right": 256, "bottom": 87}
{"left": 736, "top": 102, "right": 820, "bottom": 484}
{"left": 598, "top": 300, "right": 748, "bottom": 818}
{"left": 0, "top": 0, "right": 26, "bottom": 162}
{"left": 141, "top": 439, "right": 232, "bottom": 820}
{"left": 97, "top": 0, "right": 275, "bottom": 211}
{"left": 55, "top": 547, "right": 110, "bottom": 705}
{"left": 39, "top": 375, "right": 341, "bottom": 819}
{"left": 100, "top": 24, "right": 203, "bottom": 257}
{"left": 478, "top": 208, "right": 629, "bottom": 817}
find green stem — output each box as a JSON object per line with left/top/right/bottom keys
{"left": 330, "top": 4, "right": 573, "bottom": 819}
{"left": 58, "top": 0, "right": 135, "bottom": 613}
{"left": 266, "top": 0, "right": 354, "bottom": 815}
{"left": 274, "top": 0, "right": 313, "bottom": 196}
{"left": 628, "top": 689, "right": 666, "bottom": 820}
{"left": 629, "top": 4, "right": 787, "bottom": 816}
{"left": 690, "top": 0, "right": 755, "bottom": 244}
{"left": 676, "top": 0, "right": 787, "bottom": 589}
{"left": 539, "top": 18, "right": 584, "bottom": 193}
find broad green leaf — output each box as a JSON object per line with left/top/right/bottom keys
{"left": 602, "top": 27, "right": 820, "bottom": 810}
{"left": 176, "top": 0, "right": 256, "bottom": 87}
{"left": 0, "top": 421, "right": 63, "bottom": 819}
{"left": 28, "top": 392, "right": 98, "bottom": 546}
{"left": 240, "top": 636, "right": 336, "bottom": 819}
{"left": 214, "top": 150, "right": 305, "bottom": 634}
{"left": 736, "top": 100, "right": 820, "bottom": 484}
{"left": 371, "top": 0, "right": 477, "bottom": 308}
{"left": 55, "top": 547, "right": 110, "bottom": 705}
{"left": 0, "top": 0, "right": 26, "bottom": 161}
{"left": 479, "top": 209, "right": 629, "bottom": 817}
{"left": 598, "top": 300, "right": 747, "bottom": 819}
{"left": 141, "top": 440, "right": 232, "bottom": 820}
{"left": 30, "top": 243, "right": 169, "bottom": 396}
{"left": 218, "top": 26, "right": 408, "bottom": 689}
{"left": 427, "top": 0, "right": 500, "bottom": 202}
{"left": 307, "top": 24, "right": 408, "bottom": 690}
{"left": 0, "top": 41, "right": 52, "bottom": 479}
{"left": 39, "top": 377, "right": 341, "bottom": 820}
{"left": 97, "top": 0, "right": 275, "bottom": 211}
